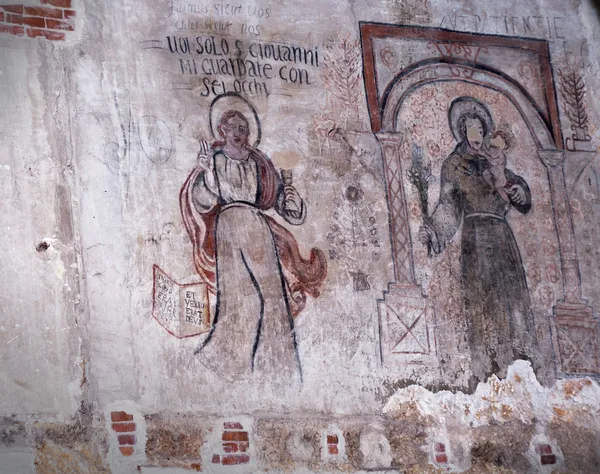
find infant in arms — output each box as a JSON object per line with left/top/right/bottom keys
{"left": 482, "top": 130, "right": 514, "bottom": 203}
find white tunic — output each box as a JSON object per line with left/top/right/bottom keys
{"left": 191, "top": 149, "right": 305, "bottom": 384}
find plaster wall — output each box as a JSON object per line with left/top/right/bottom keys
{"left": 1, "top": 0, "right": 600, "bottom": 472}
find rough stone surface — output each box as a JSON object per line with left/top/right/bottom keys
{"left": 145, "top": 415, "right": 205, "bottom": 471}
{"left": 34, "top": 440, "right": 109, "bottom": 474}
{"left": 0, "top": 418, "right": 27, "bottom": 448}
{"left": 358, "top": 425, "right": 392, "bottom": 469}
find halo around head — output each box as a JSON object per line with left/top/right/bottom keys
{"left": 448, "top": 96, "right": 494, "bottom": 142}
{"left": 209, "top": 92, "right": 262, "bottom": 147}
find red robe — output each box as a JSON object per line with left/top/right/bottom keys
{"left": 179, "top": 145, "right": 327, "bottom": 317}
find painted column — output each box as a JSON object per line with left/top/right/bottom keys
{"left": 375, "top": 132, "right": 437, "bottom": 368}
{"left": 375, "top": 131, "right": 416, "bottom": 287}
{"left": 538, "top": 150, "right": 582, "bottom": 302}
{"left": 538, "top": 149, "right": 599, "bottom": 375}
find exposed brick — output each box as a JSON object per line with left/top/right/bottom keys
{"left": 223, "top": 442, "right": 238, "bottom": 453}
{"left": 119, "top": 446, "right": 134, "bottom": 456}
{"left": 111, "top": 422, "right": 136, "bottom": 433}
{"left": 238, "top": 442, "right": 249, "bottom": 453}
{"left": 327, "top": 434, "right": 339, "bottom": 444}
{"left": 221, "top": 454, "right": 250, "bottom": 465}
{"left": 435, "top": 442, "right": 446, "bottom": 453}
{"left": 0, "top": 12, "right": 3, "bottom": 22}
{"left": 23, "top": 17, "right": 46, "bottom": 28}
{"left": 436, "top": 453, "right": 448, "bottom": 464}
{"left": 328, "top": 444, "right": 339, "bottom": 455}
{"left": 224, "top": 422, "right": 244, "bottom": 430}
{"left": 0, "top": 5, "right": 24, "bottom": 14}
{"left": 536, "top": 444, "right": 552, "bottom": 455}
{"left": 117, "top": 434, "right": 136, "bottom": 445}
{"left": 41, "top": 0, "right": 72, "bottom": 7}
{"left": 63, "top": 9, "right": 76, "bottom": 19}
{"left": 24, "top": 6, "right": 63, "bottom": 19}
{"left": 111, "top": 411, "right": 134, "bottom": 422}
{"left": 26, "top": 27, "right": 65, "bottom": 40}
{"left": 7, "top": 14, "right": 23, "bottom": 24}
{"left": 45, "top": 19, "right": 73, "bottom": 31}
{"left": 222, "top": 431, "right": 249, "bottom": 442}
{"left": 0, "top": 23, "right": 24, "bottom": 35}
{"left": 541, "top": 454, "right": 557, "bottom": 465}
{"left": 211, "top": 454, "right": 220, "bottom": 464}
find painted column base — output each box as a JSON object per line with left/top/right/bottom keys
{"left": 552, "top": 301, "right": 600, "bottom": 375}
{"left": 378, "top": 284, "right": 438, "bottom": 367}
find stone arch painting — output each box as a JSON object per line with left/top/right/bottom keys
{"left": 360, "top": 23, "right": 599, "bottom": 389}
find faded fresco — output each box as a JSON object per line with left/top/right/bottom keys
{"left": 361, "top": 23, "right": 598, "bottom": 390}
{"left": 419, "top": 96, "right": 537, "bottom": 389}
{"left": 4, "top": 0, "right": 600, "bottom": 472}
{"left": 138, "top": 17, "right": 600, "bottom": 394}
{"left": 179, "top": 94, "right": 327, "bottom": 381}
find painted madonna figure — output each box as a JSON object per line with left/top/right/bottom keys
{"left": 418, "top": 97, "right": 538, "bottom": 389}
{"left": 180, "top": 104, "right": 326, "bottom": 382}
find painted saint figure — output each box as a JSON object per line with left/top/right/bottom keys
{"left": 418, "top": 97, "right": 537, "bottom": 388}
{"left": 180, "top": 107, "right": 326, "bottom": 382}
{"left": 482, "top": 130, "right": 512, "bottom": 203}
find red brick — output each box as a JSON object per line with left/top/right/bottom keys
{"left": 111, "top": 422, "right": 136, "bottom": 433}
{"left": 0, "top": 23, "right": 24, "bottom": 35}
{"left": 119, "top": 446, "right": 134, "bottom": 456}
{"left": 7, "top": 14, "right": 23, "bottom": 24}
{"left": 1, "top": 5, "right": 23, "bottom": 14}
{"left": 24, "top": 6, "right": 63, "bottom": 19}
{"left": 223, "top": 442, "right": 238, "bottom": 453}
{"left": 45, "top": 18, "right": 73, "bottom": 30}
{"left": 211, "top": 454, "right": 220, "bottom": 464}
{"left": 26, "top": 28, "right": 65, "bottom": 40}
{"left": 238, "top": 442, "right": 249, "bottom": 453}
{"left": 41, "top": 0, "right": 72, "bottom": 7}
{"left": 221, "top": 454, "right": 250, "bottom": 465}
{"left": 328, "top": 445, "right": 338, "bottom": 455}
{"left": 436, "top": 453, "right": 448, "bottom": 464}
{"left": 23, "top": 17, "right": 46, "bottom": 28}
{"left": 327, "top": 434, "right": 338, "bottom": 444}
{"left": 224, "top": 422, "right": 244, "bottom": 430}
{"left": 117, "top": 434, "right": 136, "bottom": 445}
{"left": 536, "top": 444, "right": 552, "bottom": 455}
{"left": 111, "top": 411, "right": 134, "bottom": 422}
{"left": 541, "top": 454, "right": 557, "bottom": 465}
{"left": 63, "top": 9, "right": 76, "bottom": 19}
{"left": 435, "top": 442, "right": 446, "bottom": 453}
{"left": 222, "top": 431, "right": 249, "bottom": 442}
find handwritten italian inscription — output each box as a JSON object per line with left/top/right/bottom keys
{"left": 165, "top": 35, "right": 319, "bottom": 98}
